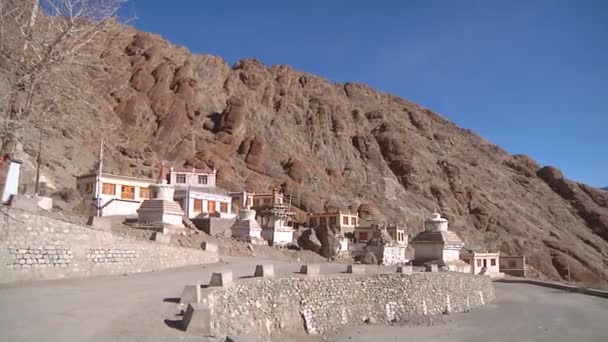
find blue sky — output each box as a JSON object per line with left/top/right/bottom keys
{"left": 122, "top": 0, "right": 607, "bottom": 187}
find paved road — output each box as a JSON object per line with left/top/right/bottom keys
{"left": 334, "top": 282, "right": 608, "bottom": 342}
{"left": 0, "top": 259, "right": 607, "bottom": 342}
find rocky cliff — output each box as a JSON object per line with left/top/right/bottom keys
{"left": 3, "top": 25, "right": 607, "bottom": 283}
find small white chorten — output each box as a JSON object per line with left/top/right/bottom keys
{"left": 137, "top": 163, "right": 185, "bottom": 232}
{"left": 410, "top": 212, "right": 465, "bottom": 266}
{"left": 231, "top": 207, "right": 263, "bottom": 241}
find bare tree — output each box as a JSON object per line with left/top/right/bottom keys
{"left": 0, "top": 0, "right": 127, "bottom": 153}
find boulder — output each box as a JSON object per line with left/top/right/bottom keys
{"left": 315, "top": 225, "right": 341, "bottom": 259}
{"left": 297, "top": 228, "right": 321, "bottom": 254}
{"left": 358, "top": 251, "right": 378, "bottom": 265}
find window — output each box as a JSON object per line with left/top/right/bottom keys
{"left": 476, "top": 259, "right": 482, "bottom": 267}
{"left": 139, "top": 187, "right": 149, "bottom": 199}
{"left": 508, "top": 260, "right": 517, "bottom": 268}
{"left": 329, "top": 216, "right": 337, "bottom": 225}
{"left": 351, "top": 217, "right": 357, "bottom": 226}
{"left": 309, "top": 217, "right": 317, "bottom": 226}
{"left": 320, "top": 217, "right": 326, "bottom": 225}
{"left": 176, "top": 174, "right": 186, "bottom": 183}
{"left": 85, "top": 183, "right": 93, "bottom": 194}
{"left": 220, "top": 202, "right": 228, "bottom": 213}
{"left": 102, "top": 183, "right": 115, "bottom": 195}
{"left": 263, "top": 199, "right": 270, "bottom": 204}
{"left": 193, "top": 199, "right": 203, "bottom": 213}
{"left": 198, "top": 175, "right": 208, "bottom": 184}
{"left": 359, "top": 232, "right": 368, "bottom": 241}
{"left": 208, "top": 201, "right": 216, "bottom": 213}
{"left": 343, "top": 216, "right": 349, "bottom": 225}
{"left": 121, "top": 185, "right": 135, "bottom": 200}
{"left": 490, "top": 259, "right": 496, "bottom": 266}
{"left": 253, "top": 199, "right": 259, "bottom": 206}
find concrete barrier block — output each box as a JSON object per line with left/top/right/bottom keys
{"left": 346, "top": 265, "right": 365, "bottom": 274}
{"left": 425, "top": 264, "right": 438, "bottom": 272}
{"left": 254, "top": 264, "right": 275, "bottom": 278}
{"left": 182, "top": 303, "right": 211, "bottom": 334}
{"left": 153, "top": 232, "right": 171, "bottom": 244}
{"left": 209, "top": 271, "right": 233, "bottom": 287}
{"left": 396, "top": 265, "right": 412, "bottom": 274}
{"left": 180, "top": 283, "right": 201, "bottom": 304}
{"left": 201, "top": 241, "right": 218, "bottom": 252}
{"left": 300, "top": 264, "right": 320, "bottom": 276}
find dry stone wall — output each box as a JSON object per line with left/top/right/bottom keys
{"left": 193, "top": 272, "right": 494, "bottom": 337}
{"left": 0, "top": 208, "right": 218, "bottom": 283}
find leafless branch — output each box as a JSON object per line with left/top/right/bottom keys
{"left": 0, "top": 0, "right": 127, "bottom": 153}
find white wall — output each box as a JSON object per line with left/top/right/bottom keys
{"left": 2, "top": 162, "right": 20, "bottom": 202}
{"left": 76, "top": 175, "right": 155, "bottom": 217}
{"left": 442, "top": 249, "right": 461, "bottom": 263}
{"left": 186, "top": 192, "right": 233, "bottom": 219}
{"left": 272, "top": 230, "right": 293, "bottom": 245}
{"left": 101, "top": 200, "right": 142, "bottom": 217}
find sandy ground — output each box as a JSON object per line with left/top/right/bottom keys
{"left": 1, "top": 258, "right": 607, "bottom": 342}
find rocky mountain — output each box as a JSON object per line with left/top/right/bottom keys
{"left": 3, "top": 24, "right": 607, "bottom": 283}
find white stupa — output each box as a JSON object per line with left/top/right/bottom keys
{"left": 137, "top": 163, "right": 185, "bottom": 233}
{"left": 231, "top": 207, "right": 263, "bottom": 241}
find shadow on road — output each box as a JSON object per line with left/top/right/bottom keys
{"left": 163, "top": 319, "right": 184, "bottom": 331}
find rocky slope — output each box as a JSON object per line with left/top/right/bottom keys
{"left": 3, "top": 25, "right": 607, "bottom": 283}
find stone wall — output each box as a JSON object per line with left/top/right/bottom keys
{"left": 0, "top": 208, "right": 218, "bottom": 284}
{"left": 189, "top": 272, "right": 495, "bottom": 337}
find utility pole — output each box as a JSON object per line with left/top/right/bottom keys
{"left": 94, "top": 138, "right": 104, "bottom": 217}
{"left": 34, "top": 132, "right": 42, "bottom": 195}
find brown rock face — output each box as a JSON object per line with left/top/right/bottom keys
{"left": 8, "top": 24, "right": 608, "bottom": 283}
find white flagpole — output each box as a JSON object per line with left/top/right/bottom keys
{"left": 94, "top": 138, "right": 104, "bottom": 217}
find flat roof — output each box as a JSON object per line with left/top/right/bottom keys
{"left": 76, "top": 173, "right": 155, "bottom": 182}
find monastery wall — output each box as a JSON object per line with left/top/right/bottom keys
{"left": 186, "top": 271, "right": 495, "bottom": 337}
{"left": 0, "top": 208, "right": 218, "bottom": 284}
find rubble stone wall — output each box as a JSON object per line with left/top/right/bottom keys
{"left": 0, "top": 208, "right": 218, "bottom": 284}
{"left": 198, "top": 272, "right": 495, "bottom": 336}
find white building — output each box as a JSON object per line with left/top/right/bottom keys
{"left": 308, "top": 210, "right": 359, "bottom": 235}
{"left": 167, "top": 166, "right": 234, "bottom": 219}
{"left": 0, "top": 155, "right": 21, "bottom": 204}
{"left": 355, "top": 220, "right": 408, "bottom": 245}
{"left": 76, "top": 173, "right": 155, "bottom": 217}
{"left": 461, "top": 251, "right": 503, "bottom": 278}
